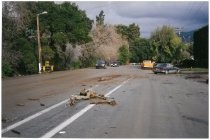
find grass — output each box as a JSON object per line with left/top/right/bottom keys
{"left": 181, "top": 68, "right": 208, "bottom": 73}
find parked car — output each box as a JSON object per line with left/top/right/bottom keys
{"left": 110, "top": 61, "right": 119, "bottom": 67}
{"left": 96, "top": 60, "right": 106, "bottom": 69}
{"left": 153, "top": 63, "right": 180, "bottom": 74}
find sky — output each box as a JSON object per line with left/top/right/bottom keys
{"left": 73, "top": 1, "right": 209, "bottom": 38}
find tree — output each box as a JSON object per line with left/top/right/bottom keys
{"left": 116, "top": 23, "right": 140, "bottom": 63}
{"left": 36, "top": 2, "right": 93, "bottom": 69}
{"left": 96, "top": 10, "right": 105, "bottom": 26}
{"left": 118, "top": 45, "right": 130, "bottom": 64}
{"left": 2, "top": 2, "right": 27, "bottom": 76}
{"left": 116, "top": 24, "right": 129, "bottom": 40}
{"left": 150, "top": 25, "right": 189, "bottom": 63}
{"left": 128, "top": 23, "right": 140, "bottom": 42}
{"left": 116, "top": 23, "right": 140, "bottom": 42}
{"left": 2, "top": 1, "right": 94, "bottom": 76}
{"left": 193, "top": 25, "right": 208, "bottom": 68}
{"left": 129, "top": 38, "right": 152, "bottom": 63}
{"left": 42, "top": 47, "right": 55, "bottom": 61}
{"left": 15, "top": 38, "right": 38, "bottom": 74}
{"left": 79, "top": 43, "right": 97, "bottom": 68}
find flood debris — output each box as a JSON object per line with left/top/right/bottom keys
{"left": 11, "top": 129, "right": 21, "bottom": 135}
{"left": 40, "top": 103, "right": 45, "bottom": 106}
{"left": 90, "top": 99, "right": 116, "bottom": 106}
{"left": 16, "top": 103, "right": 25, "bottom": 106}
{"left": 28, "top": 97, "right": 40, "bottom": 101}
{"left": 98, "top": 75, "right": 121, "bottom": 82}
{"left": 98, "top": 76, "right": 112, "bottom": 81}
{"left": 68, "top": 89, "right": 116, "bottom": 106}
{"left": 59, "top": 131, "right": 66, "bottom": 134}
{"left": 2, "top": 117, "right": 8, "bottom": 123}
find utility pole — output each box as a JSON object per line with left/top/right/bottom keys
{"left": 175, "top": 27, "right": 183, "bottom": 37}
{"left": 37, "top": 15, "right": 42, "bottom": 73}
{"left": 36, "top": 11, "right": 47, "bottom": 74}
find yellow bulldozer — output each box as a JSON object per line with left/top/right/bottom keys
{"left": 42, "top": 61, "right": 54, "bottom": 72}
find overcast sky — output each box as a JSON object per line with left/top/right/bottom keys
{"left": 74, "top": 1, "right": 209, "bottom": 38}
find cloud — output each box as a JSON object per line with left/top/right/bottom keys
{"left": 75, "top": 1, "right": 208, "bottom": 38}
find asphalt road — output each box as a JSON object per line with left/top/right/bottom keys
{"left": 2, "top": 65, "right": 208, "bottom": 138}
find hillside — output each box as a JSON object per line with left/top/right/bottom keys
{"left": 180, "top": 31, "right": 194, "bottom": 43}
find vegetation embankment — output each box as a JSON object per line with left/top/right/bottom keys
{"left": 2, "top": 2, "right": 208, "bottom": 77}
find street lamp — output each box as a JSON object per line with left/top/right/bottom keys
{"left": 37, "top": 11, "right": 48, "bottom": 74}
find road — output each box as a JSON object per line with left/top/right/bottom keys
{"left": 2, "top": 65, "right": 208, "bottom": 138}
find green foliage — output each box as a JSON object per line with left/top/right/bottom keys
{"left": 22, "top": 52, "right": 38, "bottom": 74}
{"left": 42, "top": 47, "right": 55, "bottom": 61}
{"left": 52, "top": 32, "right": 67, "bottom": 46}
{"left": 129, "top": 38, "right": 152, "bottom": 63}
{"left": 71, "top": 60, "right": 81, "bottom": 69}
{"left": 150, "top": 25, "right": 189, "bottom": 63}
{"left": 38, "top": 2, "right": 93, "bottom": 45}
{"left": 2, "top": 1, "right": 94, "bottom": 75}
{"left": 96, "top": 10, "right": 105, "bottom": 26}
{"left": 116, "top": 25, "right": 129, "bottom": 39}
{"left": 36, "top": 2, "right": 93, "bottom": 69}
{"left": 79, "top": 43, "right": 97, "bottom": 68}
{"left": 118, "top": 45, "right": 130, "bottom": 64}
{"left": 128, "top": 23, "right": 140, "bottom": 42}
{"left": 116, "top": 23, "right": 140, "bottom": 63}
{"left": 15, "top": 38, "right": 38, "bottom": 74}
{"left": 2, "top": 62, "right": 13, "bottom": 77}
{"left": 116, "top": 23, "right": 140, "bottom": 42}
{"left": 193, "top": 25, "right": 208, "bottom": 68}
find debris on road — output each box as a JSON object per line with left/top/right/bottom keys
{"left": 2, "top": 117, "right": 8, "bottom": 123}
{"left": 68, "top": 89, "right": 116, "bottom": 106}
{"left": 11, "top": 129, "right": 21, "bottom": 135}
{"left": 59, "top": 131, "right": 66, "bottom": 134}
{"left": 28, "top": 97, "right": 40, "bottom": 101}
{"left": 90, "top": 98, "right": 116, "bottom": 106}
{"left": 40, "top": 103, "right": 45, "bottom": 106}
{"left": 98, "top": 75, "right": 121, "bottom": 82}
{"left": 16, "top": 103, "right": 25, "bottom": 106}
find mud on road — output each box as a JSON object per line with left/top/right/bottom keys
{"left": 2, "top": 65, "right": 208, "bottom": 138}
{"left": 2, "top": 67, "right": 130, "bottom": 126}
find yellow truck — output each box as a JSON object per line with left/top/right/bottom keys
{"left": 42, "top": 61, "right": 54, "bottom": 72}
{"left": 141, "top": 60, "right": 155, "bottom": 69}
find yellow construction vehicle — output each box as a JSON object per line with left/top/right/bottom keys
{"left": 141, "top": 60, "right": 155, "bottom": 69}
{"left": 42, "top": 61, "right": 54, "bottom": 72}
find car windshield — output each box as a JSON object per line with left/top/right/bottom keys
{"left": 156, "top": 63, "right": 166, "bottom": 67}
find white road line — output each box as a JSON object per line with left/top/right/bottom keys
{"left": 2, "top": 85, "right": 98, "bottom": 134}
{"left": 42, "top": 104, "right": 95, "bottom": 138}
{"left": 41, "top": 78, "right": 131, "bottom": 138}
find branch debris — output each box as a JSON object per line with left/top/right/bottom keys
{"left": 68, "top": 89, "right": 116, "bottom": 106}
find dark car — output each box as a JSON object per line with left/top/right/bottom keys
{"left": 153, "top": 63, "right": 180, "bottom": 74}
{"left": 96, "top": 60, "right": 106, "bottom": 69}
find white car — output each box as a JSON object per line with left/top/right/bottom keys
{"left": 110, "top": 62, "right": 119, "bottom": 67}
